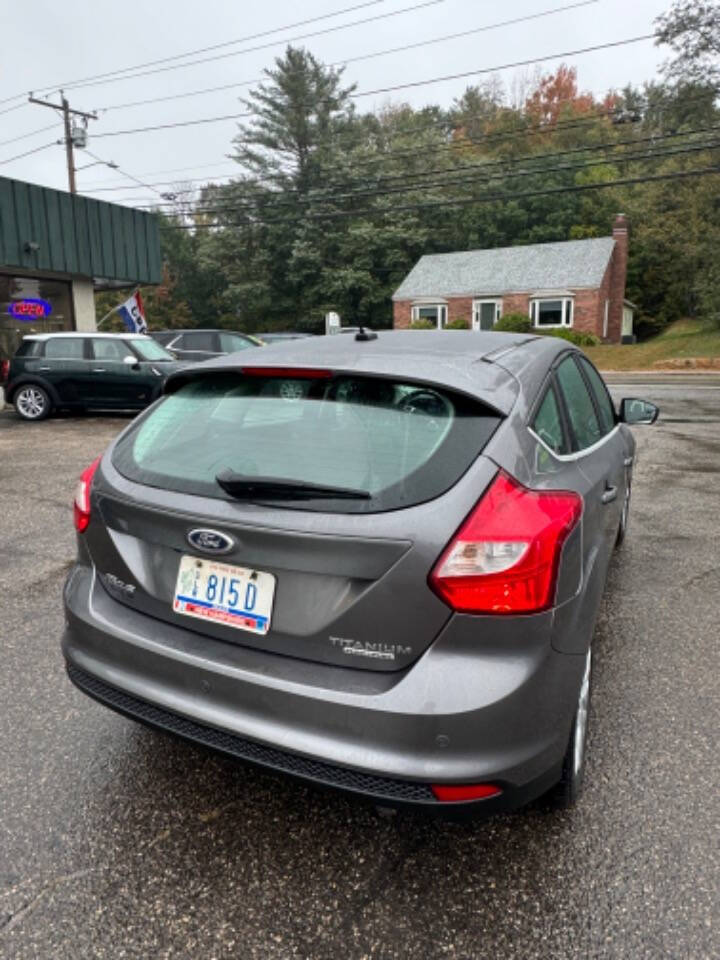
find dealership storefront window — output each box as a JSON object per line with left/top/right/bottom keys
{"left": 0, "top": 274, "right": 74, "bottom": 359}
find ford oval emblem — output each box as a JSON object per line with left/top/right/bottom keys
{"left": 187, "top": 528, "right": 235, "bottom": 554}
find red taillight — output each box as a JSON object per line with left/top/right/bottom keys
{"left": 431, "top": 783, "right": 502, "bottom": 803}
{"left": 240, "top": 367, "right": 333, "bottom": 379}
{"left": 0, "top": 359, "right": 9, "bottom": 383}
{"left": 429, "top": 471, "right": 582, "bottom": 615}
{"left": 73, "top": 457, "right": 101, "bottom": 533}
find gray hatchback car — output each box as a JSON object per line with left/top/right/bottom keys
{"left": 63, "top": 331, "right": 658, "bottom": 814}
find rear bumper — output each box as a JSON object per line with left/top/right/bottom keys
{"left": 62, "top": 564, "right": 586, "bottom": 815}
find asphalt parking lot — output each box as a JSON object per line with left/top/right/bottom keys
{"left": 1, "top": 379, "right": 718, "bottom": 960}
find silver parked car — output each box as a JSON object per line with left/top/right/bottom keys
{"left": 63, "top": 331, "right": 658, "bottom": 814}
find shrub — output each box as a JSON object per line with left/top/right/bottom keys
{"left": 494, "top": 313, "right": 533, "bottom": 333}
{"left": 445, "top": 317, "right": 469, "bottom": 329}
{"left": 541, "top": 328, "right": 601, "bottom": 347}
{"left": 409, "top": 319, "right": 435, "bottom": 330}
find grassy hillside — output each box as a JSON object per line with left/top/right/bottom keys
{"left": 587, "top": 319, "right": 720, "bottom": 371}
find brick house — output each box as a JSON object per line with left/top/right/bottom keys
{"left": 392, "top": 215, "right": 633, "bottom": 343}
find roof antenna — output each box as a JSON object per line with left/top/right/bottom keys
{"left": 355, "top": 325, "right": 377, "bottom": 342}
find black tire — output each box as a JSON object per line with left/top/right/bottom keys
{"left": 615, "top": 481, "right": 631, "bottom": 547}
{"left": 547, "top": 648, "right": 592, "bottom": 810}
{"left": 13, "top": 384, "right": 52, "bottom": 421}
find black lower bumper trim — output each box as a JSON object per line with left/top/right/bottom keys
{"left": 66, "top": 663, "right": 436, "bottom": 804}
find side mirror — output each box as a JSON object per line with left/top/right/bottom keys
{"left": 620, "top": 397, "right": 659, "bottom": 425}
{"left": 123, "top": 355, "right": 140, "bottom": 369}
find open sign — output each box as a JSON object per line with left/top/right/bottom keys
{"left": 8, "top": 298, "right": 52, "bottom": 320}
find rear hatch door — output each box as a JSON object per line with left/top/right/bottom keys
{"left": 86, "top": 367, "right": 507, "bottom": 671}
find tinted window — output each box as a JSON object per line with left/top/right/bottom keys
{"left": 533, "top": 386, "right": 567, "bottom": 454}
{"left": 219, "top": 332, "right": 255, "bottom": 353}
{"left": 16, "top": 340, "right": 42, "bottom": 357}
{"left": 578, "top": 356, "right": 615, "bottom": 434}
{"left": 45, "top": 338, "right": 85, "bottom": 359}
{"left": 113, "top": 373, "right": 500, "bottom": 514}
{"left": 92, "top": 338, "right": 134, "bottom": 361}
{"left": 556, "top": 356, "right": 602, "bottom": 450}
{"left": 180, "top": 332, "right": 215, "bottom": 351}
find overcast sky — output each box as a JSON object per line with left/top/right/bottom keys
{"left": 1, "top": 0, "right": 671, "bottom": 206}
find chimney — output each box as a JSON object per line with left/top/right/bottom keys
{"left": 607, "top": 213, "right": 629, "bottom": 342}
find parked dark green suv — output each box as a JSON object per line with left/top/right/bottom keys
{"left": 2, "top": 333, "right": 185, "bottom": 421}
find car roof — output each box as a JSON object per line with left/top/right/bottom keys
{"left": 22, "top": 332, "right": 151, "bottom": 340}
{"left": 151, "top": 329, "right": 250, "bottom": 335}
{"left": 165, "top": 330, "right": 573, "bottom": 415}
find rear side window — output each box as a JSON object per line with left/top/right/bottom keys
{"left": 577, "top": 356, "right": 615, "bottom": 434}
{"left": 219, "top": 333, "right": 254, "bottom": 353}
{"left": 112, "top": 373, "right": 501, "bottom": 513}
{"left": 16, "top": 340, "right": 42, "bottom": 357}
{"left": 45, "top": 338, "right": 85, "bottom": 359}
{"left": 181, "top": 332, "right": 216, "bottom": 352}
{"left": 533, "top": 386, "right": 567, "bottom": 454}
{"left": 92, "top": 338, "right": 134, "bottom": 361}
{"left": 555, "top": 356, "right": 602, "bottom": 450}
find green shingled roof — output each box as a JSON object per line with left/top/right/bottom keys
{"left": 0, "top": 175, "right": 162, "bottom": 285}
{"left": 392, "top": 237, "right": 616, "bottom": 300}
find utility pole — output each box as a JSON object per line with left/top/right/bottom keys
{"left": 28, "top": 92, "right": 97, "bottom": 194}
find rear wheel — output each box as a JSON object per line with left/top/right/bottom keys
{"left": 548, "top": 648, "right": 592, "bottom": 809}
{"left": 14, "top": 384, "right": 52, "bottom": 421}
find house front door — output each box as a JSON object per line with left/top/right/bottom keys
{"left": 472, "top": 300, "right": 500, "bottom": 331}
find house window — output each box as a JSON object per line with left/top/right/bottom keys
{"left": 530, "top": 298, "right": 573, "bottom": 328}
{"left": 411, "top": 304, "right": 447, "bottom": 328}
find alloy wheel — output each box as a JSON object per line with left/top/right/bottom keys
{"left": 16, "top": 387, "right": 48, "bottom": 420}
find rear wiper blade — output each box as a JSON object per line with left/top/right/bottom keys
{"left": 216, "top": 470, "right": 371, "bottom": 500}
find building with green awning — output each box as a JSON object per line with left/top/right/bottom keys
{"left": 0, "top": 175, "right": 162, "bottom": 360}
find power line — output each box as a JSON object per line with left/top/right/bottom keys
{"left": 160, "top": 164, "right": 720, "bottom": 230}
{"left": 0, "top": 141, "right": 59, "bottom": 167}
{"left": 135, "top": 125, "right": 720, "bottom": 213}
{"left": 86, "top": 34, "right": 655, "bottom": 142}
{"left": 82, "top": 161, "right": 238, "bottom": 187}
{"left": 78, "top": 86, "right": 720, "bottom": 206}
{"left": 50, "top": 0, "right": 446, "bottom": 94}
{"left": 59, "top": 1, "right": 385, "bottom": 89}
{"left": 97, "top": 0, "right": 598, "bottom": 113}
{"left": 146, "top": 139, "right": 720, "bottom": 219}
{"left": 80, "top": 149, "right": 172, "bottom": 199}
{"left": 93, "top": 111, "right": 253, "bottom": 139}
{"left": 0, "top": 102, "right": 30, "bottom": 117}
{"left": 0, "top": 0, "right": 387, "bottom": 107}
{"left": 100, "top": 120, "right": 718, "bottom": 207}
{"left": 0, "top": 122, "right": 59, "bottom": 148}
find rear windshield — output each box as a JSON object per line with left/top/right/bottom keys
{"left": 112, "top": 373, "right": 500, "bottom": 513}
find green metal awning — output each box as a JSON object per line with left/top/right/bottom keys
{"left": 0, "top": 175, "right": 162, "bottom": 285}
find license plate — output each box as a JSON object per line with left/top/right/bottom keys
{"left": 173, "top": 555, "right": 275, "bottom": 635}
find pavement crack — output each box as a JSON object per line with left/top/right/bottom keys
{"left": 0, "top": 869, "right": 94, "bottom": 938}
{"left": 681, "top": 565, "right": 720, "bottom": 587}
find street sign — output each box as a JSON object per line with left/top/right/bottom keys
{"left": 325, "top": 311, "right": 341, "bottom": 334}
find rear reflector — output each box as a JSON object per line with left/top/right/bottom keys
{"left": 431, "top": 783, "right": 502, "bottom": 803}
{"left": 73, "top": 456, "right": 101, "bottom": 533}
{"left": 429, "top": 470, "right": 582, "bottom": 614}
{"left": 240, "top": 367, "right": 333, "bottom": 379}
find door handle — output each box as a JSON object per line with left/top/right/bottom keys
{"left": 601, "top": 484, "right": 618, "bottom": 504}
{"left": 39, "top": 366, "right": 51, "bottom": 371}
{"left": 92, "top": 368, "right": 106, "bottom": 373}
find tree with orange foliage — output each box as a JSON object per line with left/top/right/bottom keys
{"left": 525, "top": 65, "right": 610, "bottom": 126}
